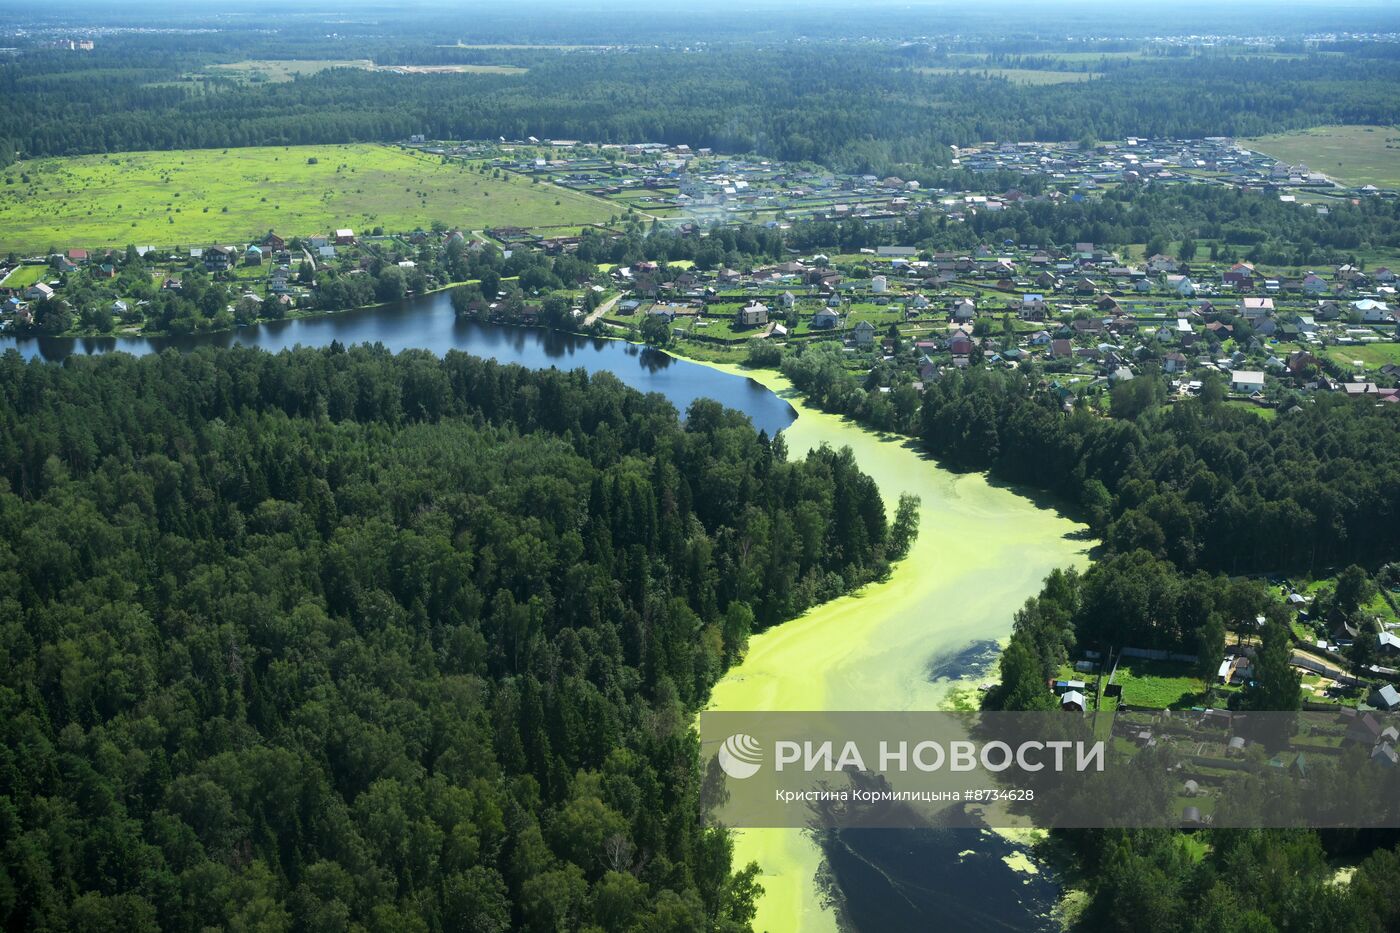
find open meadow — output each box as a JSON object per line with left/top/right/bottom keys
{"left": 198, "top": 59, "right": 528, "bottom": 82}
{"left": 1246, "top": 125, "right": 1400, "bottom": 189}
{"left": 0, "top": 144, "right": 618, "bottom": 254}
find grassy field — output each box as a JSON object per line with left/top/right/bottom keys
{"left": 1110, "top": 660, "right": 1210, "bottom": 709}
{"left": 201, "top": 59, "right": 526, "bottom": 82}
{"left": 917, "top": 67, "right": 1099, "bottom": 85}
{"left": 0, "top": 265, "right": 50, "bottom": 287}
{"left": 1323, "top": 342, "right": 1400, "bottom": 372}
{"left": 1246, "top": 125, "right": 1400, "bottom": 189}
{"left": 0, "top": 144, "right": 618, "bottom": 253}
{"left": 1224, "top": 400, "right": 1278, "bottom": 420}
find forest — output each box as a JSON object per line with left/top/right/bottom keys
{"left": 4, "top": 36, "right": 1400, "bottom": 178}
{"left": 0, "top": 344, "right": 910, "bottom": 930}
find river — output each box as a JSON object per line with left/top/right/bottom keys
{"left": 703, "top": 365, "right": 1093, "bottom": 932}
{"left": 4, "top": 289, "right": 1093, "bottom": 930}
{"left": 0, "top": 289, "right": 796, "bottom": 437}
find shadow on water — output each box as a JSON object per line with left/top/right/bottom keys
{"left": 821, "top": 827, "right": 1058, "bottom": 932}
{"left": 0, "top": 287, "right": 796, "bottom": 435}
{"left": 926, "top": 639, "right": 1002, "bottom": 683}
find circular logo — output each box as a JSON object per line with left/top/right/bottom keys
{"left": 718, "top": 733, "right": 763, "bottom": 779}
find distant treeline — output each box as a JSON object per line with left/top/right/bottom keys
{"left": 4, "top": 42, "right": 1400, "bottom": 176}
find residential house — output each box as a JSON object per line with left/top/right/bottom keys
{"left": 334, "top": 229, "right": 356, "bottom": 246}
{"left": 269, "top": 266, "right": 292, "bottom": 294}
{"left": 951, "top": 298, "right": 977, "bottom": 322}
{"left": 1166, "top": 274, "right": 1195, "bottom": 297}
{"left": 947, "top": 332, "right": 974, "bottom": 357}
{"left": 812, "top": 307, "right": 840, "bottom": 330}
{"left": 852, "top": 319, "right": 876, "bottom": 348}
{"left": 736, "top": 301, "right": 769, "bottom": 327}
{"left": 1223, "top": 262, "right": 1256, "bottom": 288}
{"left": 1239, "top": 297, "right": 1274, "bottom": 320}
{"left": 204, "top": 245, "right": 236, "bottom": 272}
{"left": 1354, "top": 299, "right": 1393, "bottom": 324}
{"left": 1374, "top": 685, "right": 1400, "bottom": 711}
{"left": 1231, "top": 370, "right": 1265, "bottom": 394}
{"left": 1378, "top": 631, "right": 1400, "bottom": 658}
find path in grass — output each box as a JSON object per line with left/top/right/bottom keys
{"left": 0, "top": 144, "right": 617, "bottom": 254}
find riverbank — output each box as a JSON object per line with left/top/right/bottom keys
{"left": 697, "top": 363, "right": 1094, "bottom": 932}
{"left": 14, "top": 280, "right": 474, "bottom": 341}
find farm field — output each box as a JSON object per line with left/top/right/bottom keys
{"left": 199, "top": 59, "right": 526, "bottom": 82}
{"left": 0, "top": 144, "right": 618, "bottom": 254}
{"left": 1245, "top": 125, "right": 1400, "bottom": 189}
{"left": 917, "top": 67, "right": 1099, "bottom": 85}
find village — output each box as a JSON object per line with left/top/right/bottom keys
{"left": 3, "top": 134, "right": 1398, "bottom": 398}
{"left": 593, "top": 241, "right": 1400, "bottom": 400}
{"left": 1036, "top": 561, "right": 1400, "bottom": 828}
{"left": 414, "top": 132, "right": 1392, "bottom": 232}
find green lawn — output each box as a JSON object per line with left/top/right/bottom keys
{"left": 1322, "top": 343, "right": 1400, "bottom": 372}
{"left": 1109, "top": 660, "right": 1210, "bottom": 710}
{"left": 1224, "top": 400, "right": 1278, "bottom": 420}
{"left": 0, "top": 265, "right": 50, "bottom": 287}
{"left": 0, "top": 144, "right": 617, "bottom": 254}
{"left": 1246, "top": 125, "right": 1400, "bottom": 189}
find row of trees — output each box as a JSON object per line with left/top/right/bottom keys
{"left": 786, "top": 184, "right": 1400, "bottom": 264}
{"left": 0, "top": 344, "right": 908, "bottom": 930}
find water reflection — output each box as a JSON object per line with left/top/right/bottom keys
{"left": 0, "top": 288, "right": 796, "bottom": 435}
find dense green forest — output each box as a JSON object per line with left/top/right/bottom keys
{"left": 0, "top": 345, "right": 908, "bottom": 930}
{"left": 4, "top": 39, "right": 1400, "bottom": 176}
{"left": 782, "top": 349, "right": 1400, "bottom": 651}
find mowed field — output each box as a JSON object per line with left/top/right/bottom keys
{"left": 917, "top": 66, "right": 1099, "bottom": 85}
{"left": 201, "top": 59, "right": 527, "bottom": 82}
{"left": 1246, "top": 125, "right": 1400, "bottom": 189}
{"left": 0, "top": 144, "right": 618, "bottom": 253}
